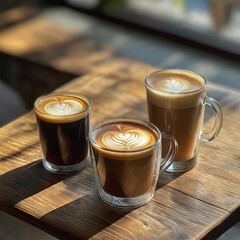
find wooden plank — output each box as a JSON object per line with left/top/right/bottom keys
{"left": 36, "top": 188, "right": 228, "bottom": 240}
{"left": 0, "top": 14, "right": 158, "bottom": 78}
{"left": 0, "top": 16, "right": 76, "bottom": 55}
{"left": 0, "top": 15, "right": 114, "bottom": 75}
{"left": 90, "top": 187, "right": 228, "bottom": 240}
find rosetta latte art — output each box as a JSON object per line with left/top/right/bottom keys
{"left": 161, "top": 79, "right": 189, "bottom": 92}
{"left": 101, "top": 129, "right": 151, "bottom": 150}
{"left": 44, "top": 99, "right": 83, "bottom": 116}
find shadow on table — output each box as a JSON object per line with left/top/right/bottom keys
{"left": 157, "top": 171, "right": 185, "bottom": 189}
{"left": 40, "top": 189, "right": 133, "bottom": 240}
{"left": 38, "top": 165, "right": 185, "bottom": 240}
{"left": 0, "top": 159, "right": 68, "bottom": 205}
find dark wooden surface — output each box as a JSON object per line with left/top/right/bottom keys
{"left": 0, "top": 71, "right": 240, "bottom": 239}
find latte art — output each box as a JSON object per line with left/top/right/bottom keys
{"left": 161, "top": 79, "right": 189, "bottom": 92}
{"left": 101, "top": 129, "right": 151, "bottom": 150}
{"left": 44, "top": 100, "right": 83, "bottom": 116}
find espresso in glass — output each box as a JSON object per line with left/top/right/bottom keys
{"left": 90, "top": 118, "right": 178, "bottom": 208}
{"left": 34, "top": 93, "right": 91, "bottom": 174}
{"left": 91, "top": 121, "right": 158, "bottom": 198}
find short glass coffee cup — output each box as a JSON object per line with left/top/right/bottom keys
{"left": 145, "top": 69, "right": 223, "bottom": 172}
{"left": 89, "top": 118, "right": 178, "bottom": 208}
{"left": 34, "top": 92, "right": 91, "bottom": 174}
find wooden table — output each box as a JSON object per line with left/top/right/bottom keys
{"left": 0, "top": 69, "right": 240, "bottom": 239}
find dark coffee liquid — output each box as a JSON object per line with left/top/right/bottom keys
{"left": 37, "top": 115, "right": 89, "bottom": 166}
{"left": 92, "top": 148, "right": 156, "bottom": 198}
{"left": 34, "top": 94, "right": 90, "bottom": 168}
{"left": 91, "top": 121, "right": 158, "bottom": 198}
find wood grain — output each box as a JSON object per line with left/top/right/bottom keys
{"left": 0, "top": 72, "right": 239, "bottom": 239}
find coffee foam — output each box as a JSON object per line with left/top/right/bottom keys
{"left": 102, "top": 128, "right": 151, "bottom": 151}
{"left": 156, "top": 78, "right": 189, "bottom": 92}
{"left": 35, "top": 94, "right": 90, "bottom": 123}
{"left": 44, "top": 99, "right": 82, "bottom": 116}
{"left": 146, "top": 70, "right": 205, "bottom": 109}
{"left": 91, "top": 122, "right": 158, "bottom": 159}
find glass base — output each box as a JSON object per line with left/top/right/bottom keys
{"left": 99, "top": 188, "right": 154, "bottom": 208}
{"left": 166, "top": 156, "right": 197, "bottom": 173}
{"left": 43, "top": 159, "right": 88, "bottom": 174}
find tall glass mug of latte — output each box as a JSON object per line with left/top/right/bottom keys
{"left": 145, "top": 69, "right": 223, "bottom": 172}
{"left": 90, "top": 118, "right": 177, "bottom": 208}
{"left": 34, "top": 92, "right": 91, "bottom": 174}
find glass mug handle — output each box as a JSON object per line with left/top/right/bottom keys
{"left": 160, "top": 133, "right": 178, "bottom": 173}
{"left": 201, "top": 96, "right": 223, "bottom": 142}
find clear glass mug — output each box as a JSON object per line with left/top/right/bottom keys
{"left": 89, "top": 118, "right": 178, "bottom": 208}
{"left": 145, "top": 69, "right": 223, "bottom": 172}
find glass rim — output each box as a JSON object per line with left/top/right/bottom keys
{"left": 89, "top": 118, "right": 162, "bottom": 153}
{"left": 145, "top": 69, "right": 207, "bottom": 95}
{"left": 34, "top": 92, "right": 92, "bottom": 118}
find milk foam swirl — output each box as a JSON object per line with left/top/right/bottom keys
{"left": 101, "top": 129, "right": 151, "bottom": 150}
{"left": 161, "top": 79, "right": 189, "bottom": 92}
{"left": 44, "top": 100, "right": 83, "bottom": 116}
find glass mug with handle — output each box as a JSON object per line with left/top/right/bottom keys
{"left": 89, "top": 118, "right": 178, "bottom": 208}
{"left": 145, "top": 69, "right": 223, "bottom": 172}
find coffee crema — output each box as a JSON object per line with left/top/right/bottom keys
{"left": 146, "top": 70, "right": 205, "bottom": 109}
{"left": 154, "top": 74, "right": 203, "bottom": 93}
{"left": 99, "top": 125, "right": 156, "bottom": 151}
{"left": 93, "top": 122, "right": 158, "bottom": 153}
{"left": 44, "top": 99, "right": 82, "bottom": 115}
{"left": 35, "top": 94, "right": 89, "bottom": 123}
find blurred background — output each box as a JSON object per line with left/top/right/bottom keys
{"left": 0, "top": 0, "right": 239, "bottom": 239}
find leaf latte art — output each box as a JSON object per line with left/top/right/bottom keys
{"left": 161, "top": 79, "right": 189, "bottom": 92}
{"left": 44, "top": 100, "right": 83, "bottom": 116}
{"left": 101, "top": 129, "right": 152, "bottom": 150}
